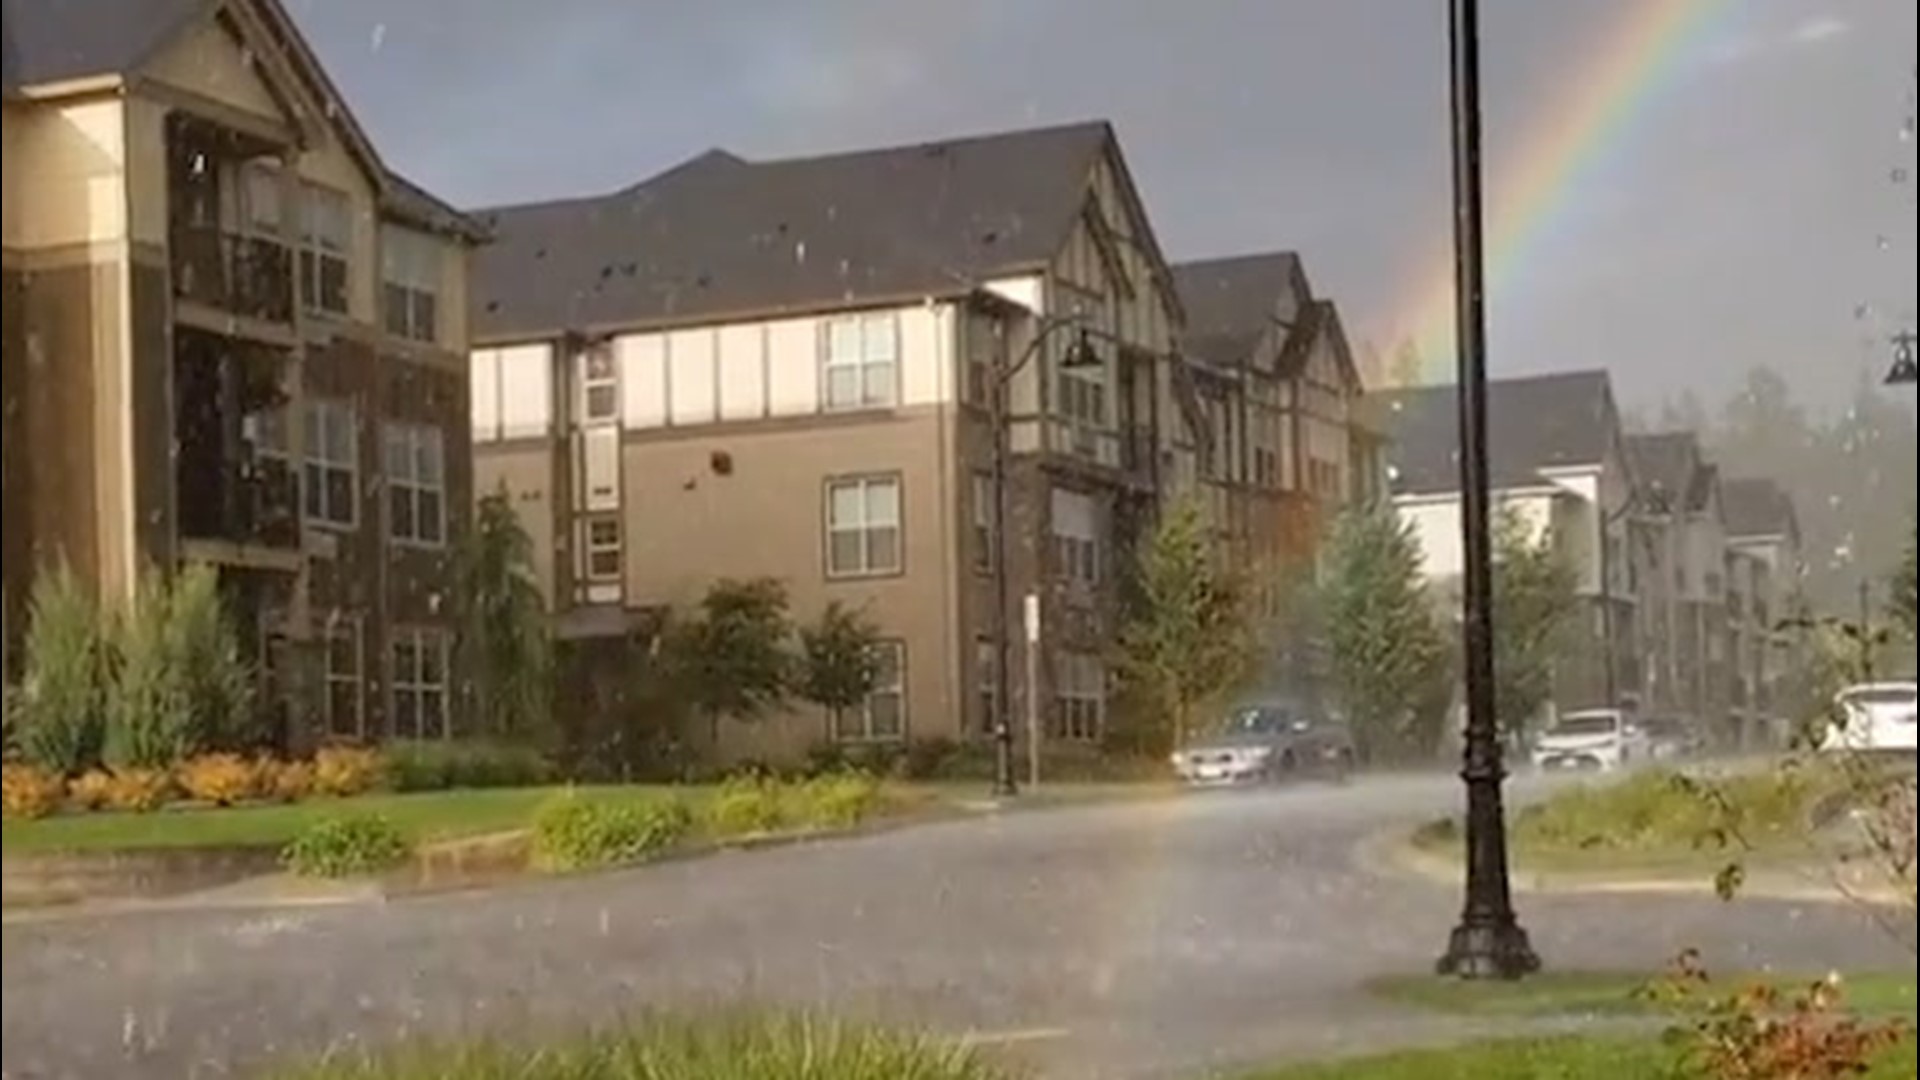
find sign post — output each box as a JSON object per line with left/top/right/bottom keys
{"left": 1022, "top": 593, "right": 1043, "bottom": 789}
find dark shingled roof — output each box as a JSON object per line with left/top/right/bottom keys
{"left": 1170, "top": 252, "right": 1301, "bottom": 369}
{"left": 2, "top": 0, "right": 208, "bottom": 92}
{"left": 469, "top": 122, "right": 1117, "bottom": 342}
{"left": 1722, "top": 477, "right": 1797, "bottom": 540}
{"left": 1367, "top": 370, "right": 1618, "bottom": 497}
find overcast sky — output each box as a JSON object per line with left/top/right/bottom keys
{"left": 287, "top": 0, "right": 1916, "bottom": 415}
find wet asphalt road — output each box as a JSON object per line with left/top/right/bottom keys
{"left": 2, "top": 771, "right": 1903, "bottom": 1079}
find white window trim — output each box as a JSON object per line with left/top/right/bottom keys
{"left": 304, "top": 399, "right": 358, "bottom": 530}
{"left": 837, "top": 640, "right": 906, "bottom": 743}
{"left": 322, "top": 615, "right": 364, "bottom": 740}
{"left": 825, "top": 474, "right": 904, "bottom": 579}
{"left": 386, "top": 423, "right": 447, "bottom": 549}
{"left": 821, "top": 312, "right": 901, "bottom": 411}
{"left": 390, "top": 627, "right": 451, "bottom": 740}
{"left": 579, "top": 344, "right": 620, "bottom": 425}
{"left": 299, "top": 181, "right": 352, "bottom": 317}
{"left": 381, "top": 226, "right": 440, "bottom": 343}
{"left": 582, "top": 515, "right": 622, "bottom": 582}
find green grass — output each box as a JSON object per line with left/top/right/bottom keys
{"left": 1241, "top": 1035, "right": 1917, "bottom": 1080}
{"left": 266, "top": 1013, "right": 1016, "bottom": 1080}
{"left": 0, "top": 786, "right": 680, "bottom": 855}
{"left": 1367, "top": 970, "right": 1920, "bottom": 1019}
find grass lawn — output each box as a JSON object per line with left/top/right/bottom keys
{"left": 1242, "top": 1035, "right": 1917, "bottom": 1080}
{"left": 0, "top": 786, "right": 683, "bottom": 855}
{"left": 1367, "top": 970, "right": 1920, "bottom": 1019}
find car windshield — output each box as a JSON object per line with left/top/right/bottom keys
{"left": 1548, "top": 714, "right": 1621, "bottom": 737}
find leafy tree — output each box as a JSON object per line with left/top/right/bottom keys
{"left": 1490, "top": 508, "right": 1579, "bottom": 738}
{"left": 795, "top": 601, "right": 881, "bottom": 740}
{"left": 104, "top": 571, "right": 194, "bottom": 769}
{"left": 10, "top": 565, "right": 104, "bottom": 774}
{"left": 1894, "top": 518, "right": 1916, "bottom": 640}
{"left": 660, "top": 577, "right": 794, "bottom": 748}
{"left": 457, "top": 488, "right": 553, "bottom": 745}
{"left": 1113, "top": 498, "right": 1254, "bottom": 751}
{"left": 165, "top": 564, "right": 255, "bottom": 752}
{"left": 1319, "top": 502, "right": 1449, "bottom": 763}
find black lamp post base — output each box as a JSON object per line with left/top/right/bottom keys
{"left": 1435, "top": 919, "right": 1541, "bottom": 980}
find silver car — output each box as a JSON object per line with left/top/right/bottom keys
{"left": 1171, "top": 702, "right": 1357, "bottom": 786}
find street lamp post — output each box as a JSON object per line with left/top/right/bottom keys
{"left": 1436, "top": 0, "right": 1541, "bottom": 980}
{"left": 1889, "top": 331, "right": 1916, "bottom": 386}
{"left": 989, "top": 314, "right": 1100, "bottom": 799}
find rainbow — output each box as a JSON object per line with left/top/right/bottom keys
{"left": 1391, "top": 0, "right": 1740, "bottom": 382}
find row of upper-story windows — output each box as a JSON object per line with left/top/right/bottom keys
{"left": 246, "top": 401, "right": 447, "bottom": 547}
{"left": 232, "top": 165, "right": 446, "bottom": 344}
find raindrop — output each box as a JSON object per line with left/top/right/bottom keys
{"left": 370, "top": 24, "right": 387, "bottom": 52}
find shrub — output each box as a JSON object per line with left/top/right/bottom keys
{"left": 705, "top": 775, "right": 791, "bottom": 837}
{"left": 11, "top": 566, "right": 105, "bottom": 775}
{"left": 901, "top": 736, "right": 964, "bottom": 780}
{"left": 2, "top": 763, "right": 66, "bottom": 820}
{"left": 165, "top": 565, "right": 256, "bottom": 752}
{"left": 280, "top": 814, "right": 412, "bottom": 878}
{"left": 100, "top": 767, "right": 174, "bottom": 813}
{"left": 263, "top": 759, "right": 314, "bottom": 804}
{"left": 794, "top": 771, "right": 885, "bottom": 829}
{"left": 311, "top": 746, "right": 385, "bottom": 797}
{"left": 66, "top": 768, "right": 116, "bottom": 811}
{"left": 530, "top": 791, "right": 693, "bottom": 872}
{"left": 176, "top": 752, "right": 260, "bottom": 806}
{"left": 103, "top": 571, "right": 194, "bottom": 770}
{"left": 265, "top": 1012, "right": 1015, "bottom": 1080}
{"left": 382, "top": 739, "right": 552, "bottom": 793}
{"left": 1511, "top": 767, "right": 1824, "bottom": 855}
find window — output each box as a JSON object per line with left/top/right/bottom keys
{"left": 303, "top": 400, "right": 358, "bottom": 528}
{"left": 242, "top": 164, "right": 283, "bottom": 236}
{"left": 1050, "top": 488, "right": 1100, "bottom": 587}
{"left": 971, "top": 471, "right": 996, "bottom": 572}
{"left": 1051, "top": 652, "right": 1104, "bottom": 742}
{"left": 322, "top": 617, "right": 363, "bottom": 740}
{"left": 975, "top": 638, "right": 999, "bottom": 735}
{"left": 381, "top": 227, "right": 440, "bottom": 342}
{"left": 1057, "top": 369, "right": 1107, "bottom": 430}
{"left": 391, "top": 629, "right": 449, "bottom": 739}
{"left": 835, "top": 641, "right": 905, "bottom": 742}
{"left": 822, "top": 313, "right": 899, "bottom": 409}
{"left": 580, "top": 344, "right": 619, "bottom": 423}
{"left": 825, "top": 475, "right": 902, "bottom": 577}
{"left": 583, "top": 516, "right": 622, "bottom": 581}
{"left": 299, "top": 182, "right": 351, "bottom": 315}
{"left": 385, "top": 423, "right": 445, "bottom": 546}
{"left": 1254, "top": 446, "right": 1277, "bottom": 488}
{"left": 965, "top": 317, "right": 1004, "bottom": 407}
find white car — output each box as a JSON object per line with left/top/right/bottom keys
{"left": 1822, "top": 683, "right": 1918, "bottom": 755}
{"left": 1530, "top": 709, "right": 1648, "bottom": 772}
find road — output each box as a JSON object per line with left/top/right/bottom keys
{"left": 1, "top": 772, "right": 1902, "bottom": 1080}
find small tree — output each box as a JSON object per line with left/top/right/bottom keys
{"left": 11, "top": 565, "right": 104, "bottom": 774}
{"left": 1320, "top": 501, "right": 1449, "bottom": 763}
{"left": 1113, "top": 498, "right": 1254, "bottom": 751}
{"left": 458, "top": 489, "right": 553, "bottom": 745}
{"left": 796, "top": 601, "right": 881, "bottom": 740}
{"left": 166, "top": 564, "right": 255, "bottom": 752}
{"left": 1490, "top": 507, "right": 1579, "bottom": 739}
{"left": 104, "top": 570, "right": 194, "bottom": 769}
{"left": 660, "top": 577, "right": 794, "bottom": 749}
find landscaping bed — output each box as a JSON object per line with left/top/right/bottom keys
{"left": 1242, "top": 1035, "right": 1915, "bottom": 1080}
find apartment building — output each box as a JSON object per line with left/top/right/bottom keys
{"left": 1169, "top": 253, "right": 1376, "bottom": 579}
{"left": 469, "top": 122, "right": 1203, "bottom": 761}
{"left": 1371, "top": 371, "right": 1641, "bottom": 718}
{"left": 3, "top": 0, "right": 483, "bottom": 745}
{"left": 1722, "top": 476, "right": 1804, "bottom": 739}
{"left": 1626, "top": 432, "right": 1734, "bottom": 736}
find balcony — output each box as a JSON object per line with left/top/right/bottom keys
{"left": 174, "top": 327, "right": 300, "bottom": 559}
{"left": 172, "top": 223, "right": 295, "bottom": 325}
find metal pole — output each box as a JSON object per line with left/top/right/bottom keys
{"left": 1437, "top": 0, "right": 1540, "bottom": 980}
{"left": 1024, "top": 593, "right": 1042, "bottom": 790}
{"left": 991, "top": 343, "right": 1019, "bottom": 799}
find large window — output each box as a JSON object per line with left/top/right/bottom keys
{"left": 304, "top": 400, "right": 358, "bottom": 528}
{"left": 322, "top": 616, "right": 363, "bottom": 740}
{"left": 835, "top": 641, "right": 905, "bottom": 742}
{"left": 381, "top": 227, "right": 440, "bottom": 342}
{"left": 825, "top": 475, "right": 902, "bottom": 578}
{"left": 391, "top": 629, "right": 450, "bottom": 740}
{"left": 1049, "top": 488, "right": 1100, "bottom": 586}
{"left": 299, "top": 182, "right": 351, "bottom": 316}
{"left": 1052, "top": 652, "right": 1105, "bottom": 742}
{"left": 385, "top": 423, "right": 445, "bottom": 546}
{"left": 822, "top": 313, "right": 899, "bottom": 410}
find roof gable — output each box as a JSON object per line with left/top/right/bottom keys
{"left": 1721, "top": 477, "right": 1797, "bottom": 541}
{"left": 3, "top": 0, "right": 207, "bottom": 93}
{"left": 1369, "top": 370, "right": 1619, "bottom": 498}
{"left": 471, "top": 122, "right": 1117, "bottom": 342}
{"left": 1170, "top": 252, "right": 1299, "bottom": 370}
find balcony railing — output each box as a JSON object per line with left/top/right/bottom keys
{"left": 172, "top": 223, "right": 295, "bottom": 324}
{"left": 177, "top": 454, "right": 301, "bottom": 550}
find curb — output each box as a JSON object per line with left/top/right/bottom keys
{"left": 1356, "top": 826, "right": 1909, "bottom": 907}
